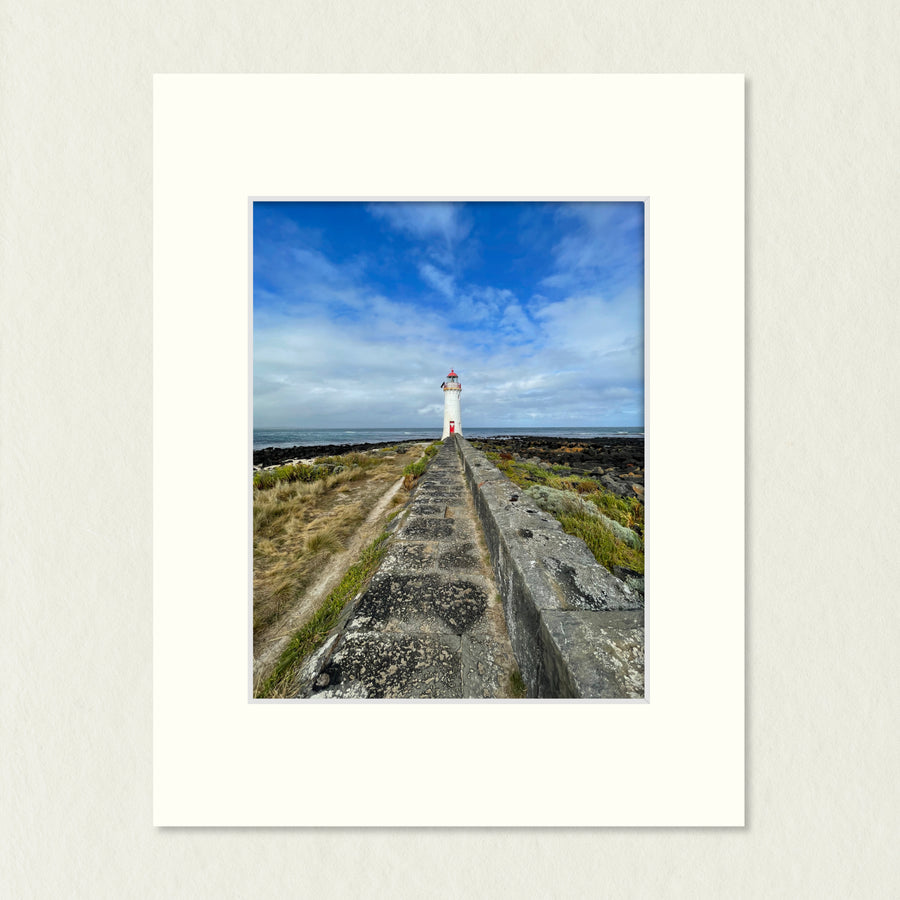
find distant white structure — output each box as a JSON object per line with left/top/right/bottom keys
{"left": 441, "top": 368, "right": 462, "bottom": 439}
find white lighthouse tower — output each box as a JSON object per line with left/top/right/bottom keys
{"left": 441, "top": 369, "right": 462, "bottom": 439}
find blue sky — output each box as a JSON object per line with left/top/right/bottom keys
{"left": 253, "top": 201, "right": 644, "bottom": 428}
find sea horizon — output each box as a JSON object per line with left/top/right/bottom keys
{"left": 253, "top": 425, "right": 644, "bottom": 451}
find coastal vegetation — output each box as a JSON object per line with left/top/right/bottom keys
{"left": 474, "top": 446, "right": 644, "bottom": 575}
{"left": 556, "top": 508, "right": 644, "bottom": 574}
{"left": 254, "top": 447, "right": 416, "bottom": 644}
{"left": 253, "top": 441, "right": 440, "bottom": 696}
{"left": 252, "top": 451, "right": 380, "bottom": 491}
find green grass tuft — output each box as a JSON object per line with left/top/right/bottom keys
{"left": 587, "top": 491, "right": 644, "bottom": 534}
{"left": 402, "top": 458, "right": 428, "bottom": 478}
{"left": 557, "top": 510, "right": 644, "bottom": 574}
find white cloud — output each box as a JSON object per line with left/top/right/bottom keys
{"left": 451, "top": 285, "right": 511, "bottom": 323}
{"left": 533, "top": 291, "right": 642, "bottom": 367}
{"left": 418, "top": 263, "right": 455, "bottom": 299}
{"left": 367, "top": 202, "right": 471, "bottom": 244}
{"left": 499, "top": 300, "right": 536, "bottom": 343}
{"left": 540, "top": 202, "right": 644, "bottom": 293}
{"left": 367, "top": 202, "right": 472, "bottom": 268}
{"left": 254, "top": 203, "right": 643, "bottom": 428}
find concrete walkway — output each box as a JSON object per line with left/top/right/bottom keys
{"left": 302, "top": 438, "right": 518, "bottom": 699}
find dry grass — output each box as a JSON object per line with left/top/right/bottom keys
{"left": 252, "top": 443, "right": 427, "bottom": 646}
{"left": 306, "top": 528, "right": 343, "bottom": 555}
{"left": 254, "top": 477, "right": 363, "bottom": 635}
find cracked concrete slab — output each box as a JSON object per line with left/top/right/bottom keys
{"left": 311, "top": 632, "right": 463, "bottom": 699}
{"left": 539, "top": 610, "right": 645, "bottom": 698}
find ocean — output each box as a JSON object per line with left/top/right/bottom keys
{"left": 253, "top": 426, "right": 644, "bottom": 451}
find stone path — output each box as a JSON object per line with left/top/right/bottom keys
{"left": 303, "top": 439, "right": 518, "bottom": 699}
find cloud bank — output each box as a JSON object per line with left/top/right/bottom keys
{"left": 253, "top": 201, "right": 643, "bottom": 428}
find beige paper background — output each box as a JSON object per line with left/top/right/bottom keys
{"left": 2, "top": 1, "right": 897, "bottom": 896}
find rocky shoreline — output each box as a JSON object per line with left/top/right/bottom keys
{"left": 469, "top": 436, "right": 644, "bottom": 500}
{"left": 253, "top": 440, "right": 420, "bottom": 469}
{"left": 255, "top": 435, "right": 642, "bottom": 468}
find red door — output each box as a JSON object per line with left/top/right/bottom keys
{"left": 449, "top": 421, "right": 455, "bottom": 433}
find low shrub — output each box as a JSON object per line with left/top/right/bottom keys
{"left": 588, "top": 491, "right": 644, "bottom": 534}
{"left": 401, "top": 441, "right": 441, "bottom": 484}
{"left": 402, "top": 458, "right": 428, "bottom": 478}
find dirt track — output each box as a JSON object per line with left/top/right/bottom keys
{"left": 252, "top": 475, "right": 406, "bottom": 688}
{"left": 252, "top": 445, "right": 427, "bottom": 693}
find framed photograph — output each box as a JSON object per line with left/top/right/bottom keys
{"left": 155, "top": 75, "right": 744, "bottom": 825}
{"left": 250, "top": 198, "right": 647, "bottom": 703}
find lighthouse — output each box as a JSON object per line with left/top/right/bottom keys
{"left": 441, "top": 369, "right": 462, "bottom": 439}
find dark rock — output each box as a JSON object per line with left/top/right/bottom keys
{"left": 600, "top": 473, "right": 630, "bottom": 497}
{"left": 470, "top": 436, "right": 643, "bottom": 483}
{"left": 253, "top": 439, "right": 410, "bottom": 468}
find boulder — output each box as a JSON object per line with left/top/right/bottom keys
{"left": 600, "top": 473, "right": 631, "bottom": 498}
